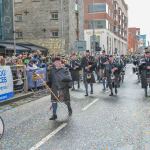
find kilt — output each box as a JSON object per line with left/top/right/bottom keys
{"left": 70, "top": 70, "right": 80, "bottom": 81}
{"left": 83, "top": 72, "right": 96, "bottom": 84}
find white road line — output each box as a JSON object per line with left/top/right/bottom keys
{"left": 29, "top": 123, "right": 67, "bottom": 150}
{"left": 82, "top": 98, "right": 99, "bottom": 111}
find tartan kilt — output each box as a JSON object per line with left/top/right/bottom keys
{"left": 51, "top": 85, "right": 70, "bottom": 102}
{"left": 84, "top": 72, "right": 96, "bottom": 84}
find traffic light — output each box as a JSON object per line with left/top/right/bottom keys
{"left": 95, "top": 42, "right": 101, "bottom": 51}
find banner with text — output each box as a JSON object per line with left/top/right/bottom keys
{"left": 0, "top": 66, "right": 14, "bottom": 102}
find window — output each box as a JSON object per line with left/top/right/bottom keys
{"left": 51, "top": 31, "right": 59, "bottom": 37}
{"left": 16, "top": 32, "right": 23, "bottom": 39}
{"left": 32, "top": 0, "right": 40, "bottom": 2}
{"left": 15, "top": 0, "right": 22, "bottom": 3}
{"left": 88, "top": 20, "right": 106, "bottom": 29}
{"left": 51, "top": 12, "right": 58, "bottom": 20}
{"left": 88, "top": 3, "right": 106, "bottom": 13}
{"left": 15, "top": 14, "right": 22, "bottom": 22}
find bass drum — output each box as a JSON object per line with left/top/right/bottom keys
{"left": 0, "top": 116, "right": 4, "bottom": 139}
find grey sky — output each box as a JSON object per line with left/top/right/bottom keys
{"left": 125, "top": 0, "right": 150, "bottom": 41}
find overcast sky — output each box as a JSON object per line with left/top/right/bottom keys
{"left": 125, "top": 0, "right": 150, "bottom": 41}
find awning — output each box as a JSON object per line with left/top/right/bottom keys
{"left": 0, "top": 43, "right": 30, "bottom": 51}
{"left": 17, "top": 43, "right": 48, "bottom": 53}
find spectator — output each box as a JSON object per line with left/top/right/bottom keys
{"left": 0, "top": 56, "right": 5, "bottom": 66}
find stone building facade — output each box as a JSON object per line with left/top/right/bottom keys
{"left": 14, "top": 0, "right": 84, "bottom": 53}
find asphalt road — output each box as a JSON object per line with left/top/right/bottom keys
{"left": 0, "top": 64, "right": 150, "bottom": 150}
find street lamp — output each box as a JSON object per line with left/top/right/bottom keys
{"left": 12, "top": 0, "right": 16, "bottom": 55}
{"left": 61, "top": 0, "right": 63, "bottom": 38}
{"left": 92, "top": 0, "right": 95, "bottom": 53}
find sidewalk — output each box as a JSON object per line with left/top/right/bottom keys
{"left": 0, "top": 92, "right": 34, "bottom": 106}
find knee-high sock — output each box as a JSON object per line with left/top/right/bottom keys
{"left": 52, "top": 102, "right": 57, "bottom": 115}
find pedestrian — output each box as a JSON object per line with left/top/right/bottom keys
{"left": 69, "top": 53, "right": 81, "bottom": 90}
{"left": 81, "top": 50, "right": 96, "bottom": 96}
{"left": 48, "top": 57, "right": 72, "bottom": 120}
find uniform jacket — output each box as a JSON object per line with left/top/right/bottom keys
{"left": 47, "top": 66, "right": 71, "bottom": 102}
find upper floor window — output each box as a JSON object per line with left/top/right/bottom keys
{"left": 88, "top": 3, "right": 106, "bottom": 13}
{"left": 15, "top": 0, "right": 22, "bottom": 3}
{"left": 51, "top": 12, "right": 58, "bottom": 20}
{"left": 88, "top": 20, "right": 106, "bottom": 29}
{"left": 15, "top": 14, "right": 23, "bottom": 22}
{"left": 51, "top": 30, "right": 59, "bottom": 38}
{"left": 16, "top": 31, "right": 23, "bottom": 39}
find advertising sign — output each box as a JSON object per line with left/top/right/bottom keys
{"left": 74, "top": 41, "right": 86, "bottom": 51}
{"left": 138, "top": 34, "right": 146, "bottom": 48}
{"left": 0, "top": 66, "right": 14, "bottom": 102}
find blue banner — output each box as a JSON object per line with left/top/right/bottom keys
{"left": 27, "top": 68, "right": 47, "bottom": 89}
{"left": 138, "top": 34, "right": 147, "bottom": 48}
{"left": 0, "top": 92, "right": 14, "bottom": 102}
{"left": 0, "top": 66, "right": 14, "bottom": 102}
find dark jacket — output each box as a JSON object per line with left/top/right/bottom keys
{"left": 81, "top": 56, "right": 96, "bottom": 73}
{"left": 98, "top": 56, "right": 107, "bottom": 69}
{"left": 104, "top": 61, "right": 121, "bottom": 78}
{"left": 139, "top": 58, "right": 150, "bottom": 88}
{"left": 81, "top": 56, "right": 96, "bottom": 83}
{"left": 48, "top": 66, "right": 71, "bottom": 102}
{"left": 69, "top": 59, "right": 81, "bottom": 81}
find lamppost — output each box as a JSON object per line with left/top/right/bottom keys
{"left": 60, "top": 0, "right": 64, "bottom": 53}
{"left": 92, "top": 0, "right": 95, "bottom": 53}
{"left": 12, "top": 0, "right": 16, "bottom": 55}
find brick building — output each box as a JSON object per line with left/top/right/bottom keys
{"left": 14, "top": 0, "right": 84, "bottom": 53}
{"left": 84, "top": 0, "right": 128, "bottom": 55}
{"left": 128, "top": 27, "right": 140, "bottom": 53}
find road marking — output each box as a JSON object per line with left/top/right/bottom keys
{"left": 144, "top": 131, "right": 150, "bottom": 135}
{"left": 82, "top": 98, "right": 99, "bottom": 111}
{"left": 29, "top": 123, "right": 67, "bottom": 150}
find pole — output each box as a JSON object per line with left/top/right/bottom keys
{"left": 61, "top": 0, "right": 64, "bottom": 53}
{"left": 61, "top": 0, "right": 63, "bottom": 37}
{"left": 12, "top": 0, "right": 16, "bottom": 55}
{"left": 92, "top": 0, "right": 95, "bottom": 53}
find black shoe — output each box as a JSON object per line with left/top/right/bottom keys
{"left": 109, "top": 93, "right": 114, "bottom": 96}
{"left": 90, "top": 91, "right": 93, "bottom": 94}
{"left": 85, "top": 94, "right": 88, "bottom": 96}
{"left": 49, "top": 114, "right": 57, "bottom": 120}
{"left": 115, "top": 89, "right": 118, "bottom": 95}
{"left": 102, "top": 88, "right": 106, "bottom": 91}
{"left": 68, "top": 107, "right": 72, "bottom": 116}
{"left": 71, "top": 88, "right": 75, "bottom": 91}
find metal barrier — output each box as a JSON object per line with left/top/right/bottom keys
{"left": 10, "top": 65, "right": 28, "bottom": 94}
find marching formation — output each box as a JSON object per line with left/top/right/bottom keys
{"left": 47, "top": 50, "right": 127, "bottom": 120}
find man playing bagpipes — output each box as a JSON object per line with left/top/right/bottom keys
{"left": 69, "top": 53, "right": 81, "bottom": 90}
{"left": 47, "top": 57, "right": 72, "bottom": 120}
{"left": 81, "top": 50, "right": 97, "bottom": 96}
